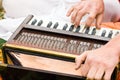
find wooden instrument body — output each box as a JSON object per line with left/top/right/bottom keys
{"left": 1, "top": 15, "right": 120, "bottom": 80}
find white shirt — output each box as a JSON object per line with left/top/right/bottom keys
{"left": 0, "top": 0, "right": 120, "bottom": 40}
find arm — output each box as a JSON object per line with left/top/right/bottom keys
{"left": 104, "top": 33, "right": 120, "bottom": 56}
{"left": 75, "top": 33, "right": 120, "bottom": 80}
{"left": 75, "top": 32, "right": 120, "bottom": 80}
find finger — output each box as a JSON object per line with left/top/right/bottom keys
{"left": 75, "top": 52, "right": 88, "bottom": 70}
{"left": 80, "top": 61, "right": 90, "bottom": 77}
{"left": 66, "top": 6, "right": 74, "bottom": 17}
{"left": 71, "top": 9, "right": 78, "bottom": 23}
{"left": 96, "top": 13, "right": 103, "bottom": 29}
{"left": 87, "top": 66, "right": 98, "bottom": 79}
{"left": 95, "top": 65, "right": 105, "bottom": 80}
{"left": 104, "top": 67, "right": 115, "bottom": 80}
{"left": 85, "top": 11, "right": 97, "bottom": 27}
{"left": 71, "top": 5, "right": 84, "bottom": 23}
{"left": 74, "top": 9, "right": 86, "bottom": 27}
{"left": 66, "top": 0, "right": 83, "bottom": 17}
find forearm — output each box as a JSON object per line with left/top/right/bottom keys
{"left": 104, "top": 34, "right": 120, "bottom": 57}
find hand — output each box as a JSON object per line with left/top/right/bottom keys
{"left": 75, "top": 47, "right": 119, "bottom": 80}
{"left": 66, "top": 0, "right": 104, "bottom": 28}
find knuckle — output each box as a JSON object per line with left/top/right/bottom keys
{"left": 74, "top": 7, "right": 79, "bottom": 11}
{"left": 88, "top": 15, "right": 94, "bottom": 20}
{"left": 94, "top": 60, "right": 101, "bottom": 64}
{"left": 71, "top": 5, "right": 75, "bottom": 9}
{"left": 87, "top": 56, "right": 94, "bottom": 63}
{"left": 94, "top": 7, "right": 99, "bottom": 12}
{"left": 105, "top": 63, "right": 113, "bottom": 68}
{"left": 104, "top": 77, "right": 110, "bottom": 80}
{"left": 76, "top": 21, "right": 80, "bottom": 26}
{"left": 76, "top": 19, "right": 79, "bottom": 23}
{"left": 87, "top": 56, "right": 101, "bottom": 65}
{"left": 78, "top": 11, "right": 84, "bottom": 15}
{"left": 71, "top": 15, "right": 75, "bottom": 21}
{"left": 87, "top": 75, "right": 93, "bottom": 80}
{"left": 94, "top": 76, "right": 101, "bottom": 80}
{"left": 102, "top": 62, "right": 113, "bottom": 69}
{"left": 76, "top": 17, "right": 80, "bottom": 22}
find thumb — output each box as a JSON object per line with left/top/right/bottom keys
{"left": 75, "top": 52, "right": 87, "bottom": 70}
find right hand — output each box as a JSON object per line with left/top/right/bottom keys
{"left": 66, "top": 0, "right": 104, "bottom": 28}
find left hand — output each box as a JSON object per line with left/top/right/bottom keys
{"left": 75, "top": 46, "right": 119, "bottom": 80}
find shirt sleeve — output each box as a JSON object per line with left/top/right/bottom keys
{"left": 103, "top": 0, "right": 120, "bottom": 22}
{"left": 118, "top": 0, "right": 120, "bottom": 22}
{"left": 0, "top": 17, "right": 25, "bottom": 40}
{"left": 101, "top": 22, "right": 120, "bottom": 30}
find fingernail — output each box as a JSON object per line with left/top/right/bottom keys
{"left": 96, "top": 26, "right": 101, "bottom": 29}
{"left": 85, "top": 25, "right": 89, "bottom": 28}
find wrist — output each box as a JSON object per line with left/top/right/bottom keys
{"left": 103, "top": 43, "right": 120, "bottom": 57}
{"left": 103, "top": 45, "right": 120, "bottom": 57}
{"left": 100, "top": 46, "right": 120, "bottom": 62}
